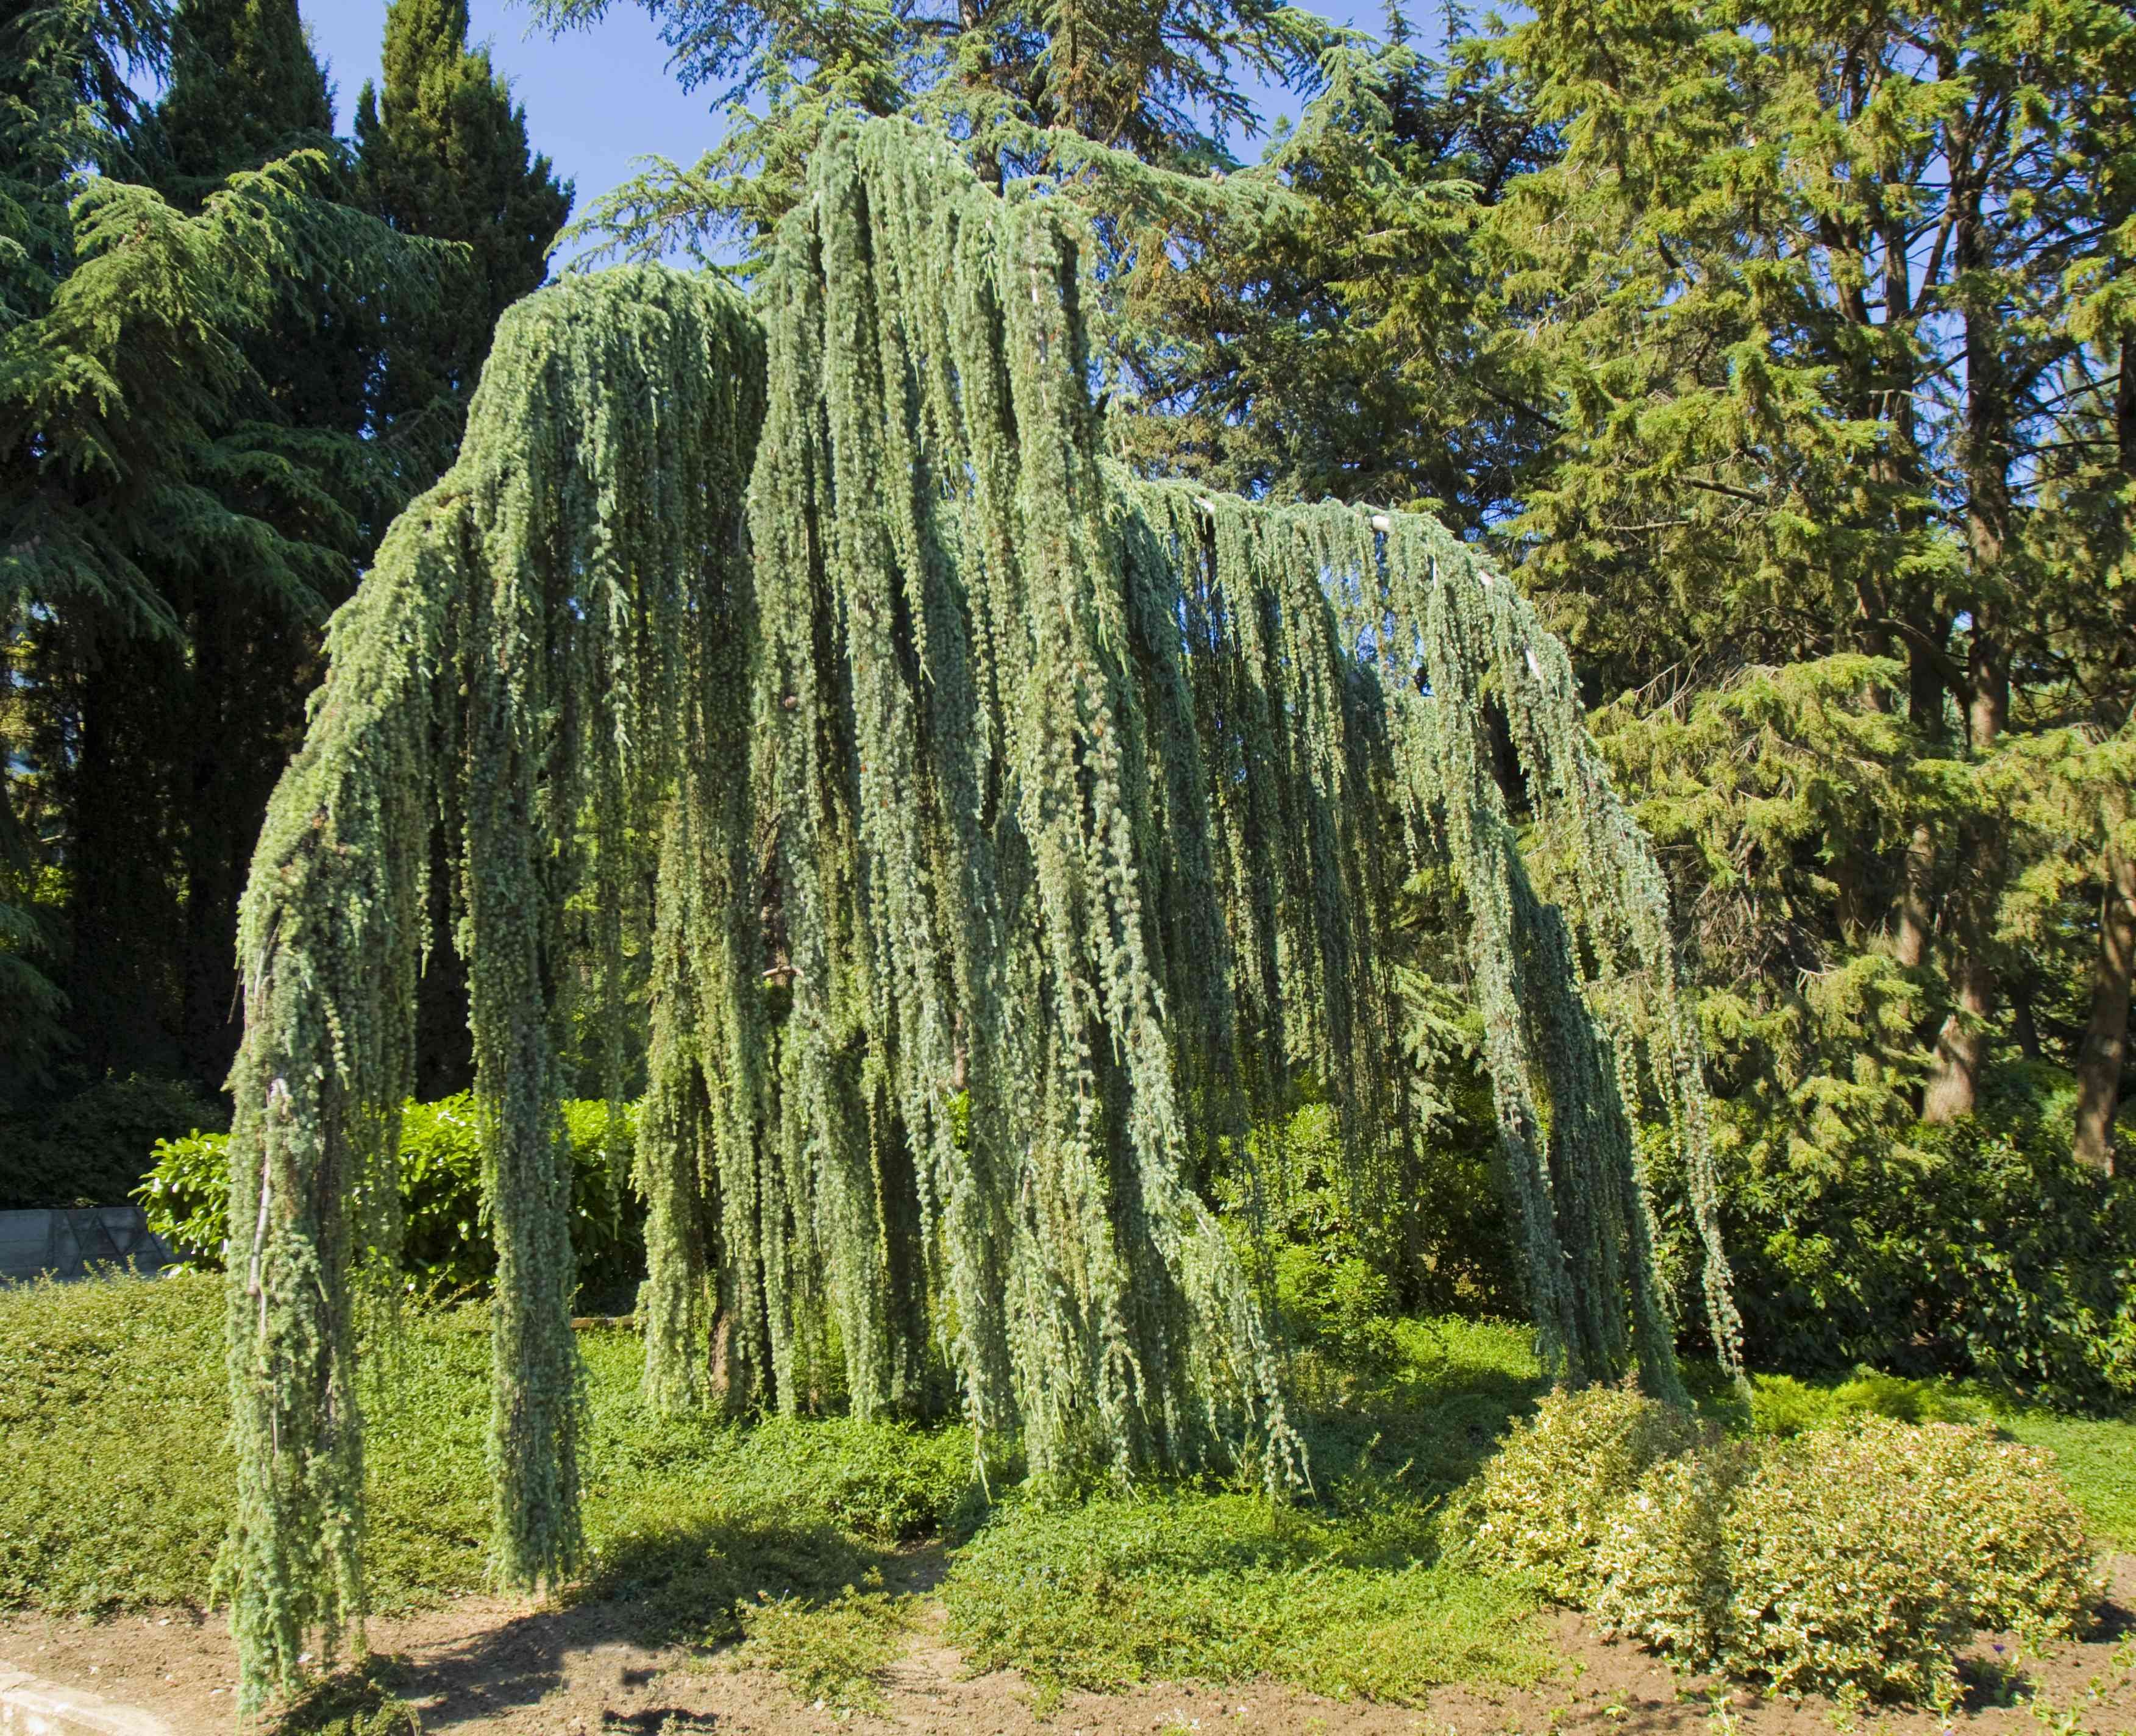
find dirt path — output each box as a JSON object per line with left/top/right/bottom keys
{"left": 4, "top": 1556, "right": 2129, "bottom": 1736}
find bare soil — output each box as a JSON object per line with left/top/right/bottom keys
{"left": 4, "top": 1555, "right": 2129, "bottom": 1736}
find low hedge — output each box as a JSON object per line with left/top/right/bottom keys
{"left": 136, "top": 1092, "right": 641, "bottom": 1302}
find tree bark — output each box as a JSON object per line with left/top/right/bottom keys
{"left": 2010, "top": 976, "right": 2042, "bottom": 1061}
{"left": 1923, "top": 948, "right": 1995, "bottom": 1124}
{"left": 2076, "top": 326, "right": 2136, "bottom": 1172}
{"left": 1921, "top": 171, "right": 2013, "bottom": 1124}
{"left": 177, "top": 589, "right": 317, "bottom": 1095}
{"left": 1921, "top": 622, "right": 2008, "bottom": 1122}
{"left": 177, "top": 589, "right": 242, "bottom": 1094}
{"left": 1906, "top": 627, "right": 1951, "bottom": 732}
{"left": 2073, "top": 842, "right": 2135, "bottom": 1174}
{"left": 414, "top": 819, "right": 475, "bottom": 1099}
{"left": 1893, "top": 822, "right": 1937, "bottom": 969}
{"left": 956, "top": 0, "right": 1004, "bottom": 190}
{"left": 1966, "top": 624, "right": 2009, "bottom": 753}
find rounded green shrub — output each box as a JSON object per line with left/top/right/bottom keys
{"left": 1896, "top": 1421, "right": 2103, "bottom": 1638}
{"left": 1445, "top": 1383, "right": 1704, "bottom": 1602}
{"left": 1589, "top": 1417, "right": 2103, "bottom": 1702}
{"left": 137, "top": 1092, "right": 640, "bottom": 1300}
{"left": 1706, "top": 1064, "right": 2136, "bottom": 1407}
{"left": 132, "top": 1127, "right": 230, "bottom": 1261}
{"left": 1590, "top": 1441, "right": 1750, "bottom": 1667}
{"left": 1712, "top": 1423, "right": 1978, "bottom": 1703}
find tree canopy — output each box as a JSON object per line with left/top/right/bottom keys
{"left": 221, "top": 115, "right": 1737, "bottom": 1707}
{"left": 0, "top": 0, "right": 569, "bottom": 1104}
{"left": 4, "top": 1, "right": 2130, "bottom": 1712}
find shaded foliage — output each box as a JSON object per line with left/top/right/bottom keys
{"left": 137, "top": 1094, "right": 643, "bottom": 1303}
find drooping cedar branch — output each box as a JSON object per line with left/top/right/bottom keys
{"left": 224, "top": 118, "right": 1737, "bottom": 1709}
{"left": 224, "top": 266, "right": 764, "bottom": 1702}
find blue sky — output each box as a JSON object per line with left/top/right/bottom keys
{"left": 296, "top": 2, "right": 1405, "bottom": 262}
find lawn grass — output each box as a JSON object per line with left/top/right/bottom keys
{"left": 5, "top": 1269, "right": 2128, "bottom": 1719}
{"left": 1971, "top": 1408, "right": 2135, "bottom": 1547}
{"left": 0, "top": 1273, "right": 1558, "bottom": 1706}
{"left": 0, "top": 1273, "right": 980, "bottom": 1623}
{"left": 940, "top": 1491, "right": 1551, "bottom": 1702}
{"left": 938, "top": 1315, "right": 1558, "bottom": 1706}
{"left": 0, "top": 1269, "right": 228, "bottom": 1612}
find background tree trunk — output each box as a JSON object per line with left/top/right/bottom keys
{"left": 1921, "top": 219, "right": 2013, "bottom": 1125}
{"left": 2073, "top": 842, "right": 2135, "bottom": 1173}
{"left": 1893, "top": 822, "right": 1937, "bottom": 969}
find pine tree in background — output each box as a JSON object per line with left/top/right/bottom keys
{"left": 165, "top": 0, "right": 379, "bottom": 1095}
{"left": 1114, "top": 30, "right": 1558, "bottom": 528}
{"left": 54, "top": 0, "right": 421, "bottom": 1097}
{"left": 51, "top": 0, "right": 342, "bottom": 1086}
{"left": 355, "top": 0, "right": 573, "bottom": 485}
{"left": 532, "top": 0, "right": 1330, "bottom": 264}
{"left": 1, "top": 0, "right": 446, "bottom": 1115}
{"left": 1481, "top": 0, "right": 2136, "bottom": 1362}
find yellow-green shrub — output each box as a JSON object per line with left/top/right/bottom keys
{"left": 1445, "top": 1383, "right": 1703, "bottom": 1602}
{"left": 1462, "top": 1393, "right": 2106, "bottom": 1705}
{"left": 1592, "top": 1418, "right": 2102, "bottom": 1702}
{"left": 1590, "top": 1442, "right": 1750, "bottom": 1666}
{"left": 1893, "top": 1421, "right": 2102, "bottom": 1638}
{"left": 1714, "top": 1424, "right": 1978, "bottom": 1703}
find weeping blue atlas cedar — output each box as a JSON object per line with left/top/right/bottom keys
{"left": 221, "top": 117, "right": 1740, "bottom": 1707}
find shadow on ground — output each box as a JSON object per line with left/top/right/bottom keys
{"left": 291, "top": 1517, "right": 951, "bottom": 1733}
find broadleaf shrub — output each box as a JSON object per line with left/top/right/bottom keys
{"left": 1444, "top": 1384, "right": 1703, "bottom": 1602}
{"left": 137, "top": 1092, "right": 641, "bottom": 1301}
{"left": 1703, "top": 1063, "right": 2136, "bottom": 1407}
{"left": 1463, "top": 1390, "right": 2106, "bottom": 1703}
{"left": 1895, "top": 1420, "right": 2102, "bottom": 1638}
{"left": 1268, "top": 1243, "right": 1402, "bottom": 1398}
{"left": 1590, "top": 1442, "right": 1750, "bottom": 1667}
{"left": 1711, "top": 1424, "right": 1979, "bottom": 1704}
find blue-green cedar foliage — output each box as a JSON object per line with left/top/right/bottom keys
{"left": 221, "top": 117, "right": 1736, "bottom": 1707}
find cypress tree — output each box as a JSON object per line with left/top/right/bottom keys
{"left": 355, "top": 0, "right": 574, "bottom": 484}
{"left": 156, "top": 0, "right": 332, "bottom": 187}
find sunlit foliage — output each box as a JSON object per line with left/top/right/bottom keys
{"left": 222, "top": 118, "right": 1732, "bottom": 1707}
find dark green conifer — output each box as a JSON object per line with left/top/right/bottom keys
{"left": 355, "top": 0, "right": 574, "bottom": 482}
{"left": 55, "top": 0, "right": 343, "bottom": 1086}
{"left": 154, "top": 1, "right": 374, "bottom": 1095}
{"left": 1, "top": 1, "right": 444, "bottom": 1099}
{"left": 157, "top": 0, "right": 332, "bottom": 187}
